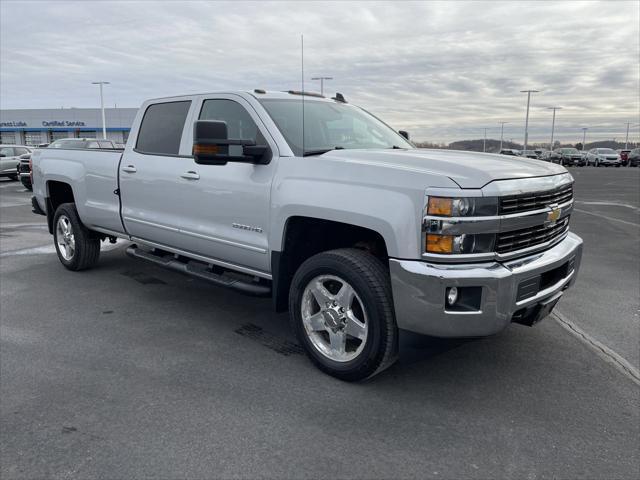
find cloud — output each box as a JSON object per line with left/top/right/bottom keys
{"left": 1, "top": 0, "right": 638, "bottom": 143}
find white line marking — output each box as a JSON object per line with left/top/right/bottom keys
{"left": 0, "top": 223, "right": 48, "bottom": 229}
{"left": 0, "top": 201, "right": 31, "bottom": 208}
{"left": 576, "top": 201, "right": 640, "bottom": 212}
{"left": 553, "top": 310, "right": 640, "bottom": 386}
{"left": 573, "top": 208, "right": 639, "bottom": 227}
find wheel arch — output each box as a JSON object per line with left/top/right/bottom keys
{"left": 271, "top": 215, "right": 390, "bottom": 312}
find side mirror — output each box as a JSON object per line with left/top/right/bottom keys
{"left": 399, "top": 130, "right": 410, "bottom": 140}
{"left": 193, "top": 120, "right": 270, "bottom": 165}
{"left": 0, "top": 153, "right": 5, "bottom": 157}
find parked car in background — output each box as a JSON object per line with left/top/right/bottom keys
{"left": 616, "top": 149, "right": 631, "bottom": 166}
{"left": 519, "top": 150, "right": 540, "bottom": 159}
{"left": 627, "top": 148, "right": 640, "bottom": 167}
{"left": 499, "top": 149, "right": 519, "bottom": 156}
{"left": 49, "top": 138, "right": 119, "bottom": 149}
{"left": 586, "top": 148, "right": 621, "bottom": 167}
{"left": 554, "top": 148, "right": 585, "bottom": 166}
{"left": 541, "top": 150, "right": 561, "bottom": 162}
{"left": 0, "top": 145, "right": 32, "bottom": 180}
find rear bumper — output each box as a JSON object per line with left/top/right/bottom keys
{"left": 389, "top": 232, "right": 583, "bottom": 337}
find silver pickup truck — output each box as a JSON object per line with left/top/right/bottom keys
{"left": 31, "top": 90, "right": 583, "bottom": 381}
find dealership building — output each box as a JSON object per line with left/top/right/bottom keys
{"left": 0, "top": 107, "right": 138, "bottom": 146}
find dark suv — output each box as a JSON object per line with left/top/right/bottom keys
{"left": 554, "top": 148, "right": 585, "bottom": 166}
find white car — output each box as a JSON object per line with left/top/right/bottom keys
{"left": 586, "top": 148, "right": 621, "bottom": 167}
{"left": 0, "top": 144, "right": 32, "bottom": 180}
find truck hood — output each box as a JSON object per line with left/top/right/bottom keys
{"left": 320, "top": 148, "right": 567, "bottom": 189}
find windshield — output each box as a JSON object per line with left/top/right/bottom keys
{"left": 598, "top": 148, "right": 616, "bottom": 154}
{"left": 560, "top": 148, "right": 579, "bottom": 154}
{"left": 258, "top": 99, "right": 413, "bottom": 156}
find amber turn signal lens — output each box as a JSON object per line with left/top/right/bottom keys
{"left": 193, "top": 144, "right": 219, "bottom": 155}
{"left": 427, "top": 197, "right": 453, "bottom": 216}
{"left": 426, "top": 234, "right": 454, "bottom": 253}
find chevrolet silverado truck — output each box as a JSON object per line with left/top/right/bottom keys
{"left": 31, "top": 90, "right": 583, "bottom": 381}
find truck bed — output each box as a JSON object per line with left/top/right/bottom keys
{"left": 32, "top": 147, "right": 125, "bottom": 235}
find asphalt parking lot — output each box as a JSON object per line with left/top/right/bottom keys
{"left": 1, "top": 167, "right": 638, "bottom": 479}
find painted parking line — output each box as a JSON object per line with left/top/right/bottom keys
{"left": 553, "top": 310, "right": 640, "bottom": 386}
{"left": 0, "top": 241, "right": 124, "bottom": 258}
{"left": 573, "top": 208, "right": 639, "bottom": 227}
{"left": 576, "top": 201, "right": 640, "bottom": 212}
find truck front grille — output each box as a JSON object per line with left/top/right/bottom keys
{"left": 496, "top": 216, "right": 570, "bottom": 254}
{"left": 499, "top": 184, "right": 573, "bottom": 215}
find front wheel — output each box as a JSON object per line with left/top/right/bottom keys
{"left": 53, "top": 203, "right": 101, "bottom": 271}
{"left": 289, "top": 248, "right": 398, "bottom": 381}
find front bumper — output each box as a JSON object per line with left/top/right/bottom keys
{"left": 389, "top": 232, "right": 583, "bottom": 337}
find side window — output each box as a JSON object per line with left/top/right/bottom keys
{"left": 199, "top": 99, "right": 264, "bottom": 143}
{"left": 98, "top": 141, "right": 113, "bottom": 149}
{"left": 16, "top": 147, "right": 30, "bottom": 155}
{"left": 136, "top": 101, "right": 191, "bottom": 155}
{"left": 87, "top": 142, "right": 100, "bottom": 149}
{"left": 0, "top": 147, "right": 14, "bottom": 156}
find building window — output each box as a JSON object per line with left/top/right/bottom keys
{"left": 24, "top": 131, "right": 43, "bottom": 146}
{"left": 79, "top": 131, "right": 97, "bottom": 139}
{"left": 0, "top": 132, "right": 16, "bottom": 144}
{"left": 49, "top": 131, "right": 74, "bottom": 142}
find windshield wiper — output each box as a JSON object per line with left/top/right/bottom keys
{"left": 303, "top": 146, "right": 344, "bottom": 157}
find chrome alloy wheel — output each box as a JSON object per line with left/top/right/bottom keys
{"left": 301, "top": 275, "right": 368, "bottom": 362}
{"left": 56, "top": 215, "right": 75, "bottom": 260}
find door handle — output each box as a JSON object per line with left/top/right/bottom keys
{"left": 122, "top": 165, "right": 137, "bottom": 173}
{"left": 180, "top": 171, "right": 200, "bottom": 180}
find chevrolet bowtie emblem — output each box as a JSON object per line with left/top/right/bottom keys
{"left": 547, "top": 205, "right": 561, "bottom": 225}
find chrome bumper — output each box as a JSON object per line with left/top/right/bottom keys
{"left": 389, "top": 232, "right": 583, "bottom": 337}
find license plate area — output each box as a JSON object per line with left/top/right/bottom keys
{"left": 512, "top": 292, "right": 562, "bottom": 327}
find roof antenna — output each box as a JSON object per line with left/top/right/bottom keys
{"left": 301, "top": 34, "right": 305, "bottom": 156}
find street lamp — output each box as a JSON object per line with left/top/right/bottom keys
{"left": 311, "top": 76, "right": 333, "bottom": 96}
{"left": 581, "top": 127, "right": 588, "bottom": 151}
{"left": 483, "top": 127, "right": 488, "bottom": 152}
{"left": 547, "top": 106, "right": 562, "bottom": 151}
{"left": 520, "top": 89, "right": 540, "bottom": 154}
{"left": 92, "top": 81, "right": 110, "bottom": 139}
{"left": 499, "top": 122, "right": 509, "bottom": 151}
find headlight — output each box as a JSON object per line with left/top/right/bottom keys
{"left": 426, "top": 196, "right": 498, "bottom": 217}
{"left": 425, "top": 233, "right": 495, "bottom": 254}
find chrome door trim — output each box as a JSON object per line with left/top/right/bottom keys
{"left": 124, "top": 216, "right": 267, "bottom": 254}
{"left": 131, "top": 237, "right": 272, "bottom": 279}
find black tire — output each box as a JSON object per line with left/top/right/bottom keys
{"left": 7, "top": 174, "right": 18, "bottom": 181}
{"left": 20, "top": 178, "right": 32, "bottom": 191}
{"left": 289, "top": 248, "right": 398, "bottom": 381}
{"left": 53, "top": 203, "right": 100, "bottom": 271}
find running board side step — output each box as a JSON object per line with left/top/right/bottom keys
{"left": 125, "top": 245, "right": 271, "bottom": 297}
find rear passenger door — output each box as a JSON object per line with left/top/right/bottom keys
{"left": 119, "top": 99, "right": 194, "bottom": 249}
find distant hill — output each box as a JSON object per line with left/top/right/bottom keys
{"left": 414, "top": 139, "right": 637, "bottom": 152}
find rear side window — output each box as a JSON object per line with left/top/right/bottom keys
{"left": 136, "top": 101, "right": 191, "bottom": 155}
{"left": 0, "top": 147, "right": 14, "bottom": 156}
{"left": 98, "top": 141, "right": 113, "bottom": 149}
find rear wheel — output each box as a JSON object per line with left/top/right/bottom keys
{"left": 289, "top": 248, "right": 398, "bottom": 381}
{"left": 53, "top": 203, "right": 100, "bottom": 271}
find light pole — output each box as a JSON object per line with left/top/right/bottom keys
{"left": 92, "top": 81, "right": 110, "bottom": 139}
{"left": 581, "top": 127, "right": 588, "bottom": 151}
{"left": 624, "top": 122, "right": 632, "bottom": 150}
{"left": 520, "top": 89, "right": 539, "bottom": 154}
{"left": 548, "top": 106, "right": 562, "bottom": 151}
{"left": 483, "top": 127, "right": 488, "bottom": 152}
{"left": 311, "top": 76, "right": 333, "bottom": 96}
{"left": 499, "top": 122, "right": 509, "bottom": 151}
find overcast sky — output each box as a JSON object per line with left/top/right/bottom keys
{"left": 1, "top": 0, "right": 638, "bottom": 144}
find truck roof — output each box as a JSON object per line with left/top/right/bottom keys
{"left": 143, "top": 90, "right": 345, "bottom": 104}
